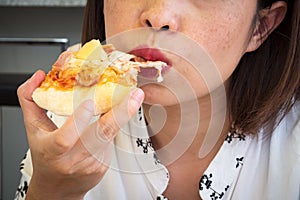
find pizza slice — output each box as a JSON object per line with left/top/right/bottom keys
{"left": 32, "top": 39, "right": 166, "bottom": 116}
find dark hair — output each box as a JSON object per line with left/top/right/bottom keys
{"left": 228, "top": 0, "right": 300, "bottom": 133}
{"left": 81, "top": 0, "right": 105, "bottom": 44}
{"left": 81, "top": 0, "right": 300, "bottom": 134}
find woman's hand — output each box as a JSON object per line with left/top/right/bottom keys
{"left": 17, "top": 70, "right": 144, "bottom": 200}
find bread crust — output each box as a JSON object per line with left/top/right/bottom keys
{"left": 32, "top": 82, "right": 134, "bottom": 116}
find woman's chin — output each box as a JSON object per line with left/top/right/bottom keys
{"left": 139, "top": 84, "right": 177, "bottom": 106}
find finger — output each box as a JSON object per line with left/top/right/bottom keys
{"left": 48, "top": 100, "right": 96, "bottom": 154}
{"left": 17, "top": 70, "right": 57, "bottom": 132}
{"left": 78, "top": 88, "right": 144, "bottom": 157}
{"left": 18, "top": 70, "right": 45, "bottom": 113}
{"left": 100, "top": 88, "right": 144, "bottom": 140}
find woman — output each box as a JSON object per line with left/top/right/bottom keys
{"left": 15, "top": 0, "right": 300, "bottom": 199}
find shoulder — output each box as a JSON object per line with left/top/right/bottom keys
{"left": 260, "top": 101, "right": 300, "bottom": 199}
{"left": 285, "top": 101, "right": 300, "bottom": 155}
{"left": 272, "top": 100, "right": 300, "bottom": 155}
{"left": 282, "top": 100, "right": 300, "bottom": 129}
{"left": 230, "top": 101, "right": 300, "bottom": 199}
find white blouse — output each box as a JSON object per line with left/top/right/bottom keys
{"left": 15, "top": 102, "right": 300, "bottom": 200}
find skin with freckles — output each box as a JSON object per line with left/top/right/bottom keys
{"left": 18, "top": 0, "right": 288, "bottom": 199}
{"left": 103, "top": 1, "right": 287, "bottom": 199}
{"left": 104, "top": 0, "right": 259, "bottom": 105}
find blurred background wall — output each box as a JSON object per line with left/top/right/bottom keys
{"left": 0, "top": 1, "right": 85, "bottom": 199}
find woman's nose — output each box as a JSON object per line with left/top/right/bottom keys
{"left": 140, "top": 2, "right": 180, "bottom": 31}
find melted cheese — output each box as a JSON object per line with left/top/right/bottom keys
{"left": 75, "top": 39, "right": 107, "bottom": 61}
{"left": 107, "top": 50, "right": 166, "bottom": 83}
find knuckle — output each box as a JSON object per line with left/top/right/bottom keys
{"left": 16, "top": 84, "right": 26, "bottom": 99}
{"left": 102, "top": 122, "right": 115, "bottom": 137}
{"left": 53, "top": 134, "right": 72, "bottom": 152}
{"left": 58, "top": 164, "right": 74, "bottom": 176}
{"left": 97, "top": 121, "right": 117, "bottom": 142}
{"left": 87, "top": 160, "right": 108, "bottom": 175}
{"left": 82, "top": 163, "right": 98, "bottom": 176}
{"left": 75, "top": 157, "right": 106, "bottom": 177}
{"left": 94, "top": 163, "right": 108, "bottom": 175}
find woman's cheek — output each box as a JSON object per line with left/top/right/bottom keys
{"left": 104, "top": 1, "right": 145, "bottom": 38}
{"left": 192, "top": 23, "right": 249, "bottom": 82}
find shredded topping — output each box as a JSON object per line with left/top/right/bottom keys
{"left": 40, "top": 43, "right": 166, "bottom": 91}
{"left": 40, "top": 67, "right": 79, "bottom": 90}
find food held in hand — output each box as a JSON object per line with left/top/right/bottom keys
{"left": 32, "top": 39, "right": 166, "bottom": 116}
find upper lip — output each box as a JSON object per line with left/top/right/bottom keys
{"left": 129, "top": 45, "right": 172, "bottom": 66}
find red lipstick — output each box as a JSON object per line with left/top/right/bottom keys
{"left": 129, "top": 46, "right": 170, "bottom": 65}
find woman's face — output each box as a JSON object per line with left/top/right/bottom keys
{"left": 103, "top": 0, "right": 258, "bottom": 105}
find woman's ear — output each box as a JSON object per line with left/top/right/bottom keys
{"left": 246, "top": 1, "right": 287, "bottom": 52}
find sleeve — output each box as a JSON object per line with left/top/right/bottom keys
{"left": 14, "top": 150, "right": 33, "bottom": 200}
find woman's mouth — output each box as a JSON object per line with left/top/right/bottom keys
{"left": 129, "top": 46, "right": 172, "bottom": 81}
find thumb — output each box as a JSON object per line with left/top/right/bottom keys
{"left": 17, "top": 70, "right": 57, "bottom": 132}
{"left": 100, "top": 88, "right": 145, "bottom": 140}
{"left": 78, "top": 88, "right": 144, "bottom": 156}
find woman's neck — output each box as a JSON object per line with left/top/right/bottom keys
{"left": 143, "top": 88, "right": 230, "bottom": 165}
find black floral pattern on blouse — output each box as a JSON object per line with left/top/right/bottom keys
{"left": 153, "top": 152, "right": 162, "bottom": 165}
{"left": 15, "top": 181, "right": 28, "bottom": 199}
{"left": 156, "top": 195, "right": 168, "bottom": 200}
{"left": 199, "top": 173, "right": 230, "bottom": 200}
{"left": 19, "top": 153, "right": 27, "bottom": 170}
{"left": 136, "top": 138, "right": 163, "bottom": 166}
{"left": 199, "top": 128, "right": 247, "bottom": 199}
{"left": 136, "top": 138, "right": 153, "bottom": 153}
{"left": 138, "top": 107, "right": 143, "bottom": 122}
{"left": 225, "top": 126, "right": 246, "bottom": 144}
{"left": 15, "top": 153, "right": 29, "bottom": 199}
{"left": 235, "top": 157, "right": 244, "bottom": 168}
{"left": 199, "top": 154, "right": 244, "bottom": 199}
